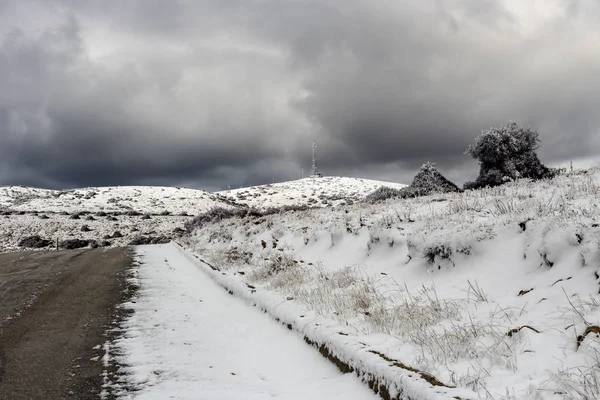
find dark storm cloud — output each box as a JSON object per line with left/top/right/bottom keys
{"left": 1, "top": 0, "right": 599, "bottom": 189}
{"left": 0, "top": 10, "right": 291, "bottom": 189}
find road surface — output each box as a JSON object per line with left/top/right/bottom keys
{"left": 0, "top": 247, "right": 132, "bottom": 399}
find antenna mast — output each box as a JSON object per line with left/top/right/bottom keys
{"left": 310, "top": 142, "right": 322, "bottom": 178}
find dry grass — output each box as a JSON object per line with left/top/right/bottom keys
{"left": 183, "top": 168, "right": 600, "bottom": 398}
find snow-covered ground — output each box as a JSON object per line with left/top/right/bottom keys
{"left": 0, "top": 185, "right": 235, "bottom": 252}
{"left": 183, "top": 169, "right": 600, "bottom": 399}
{"left": 218, "top": 177, "right": 407, "bottom": 209}
{"left": 0, "top": 178, "right": 405, "bottom": 252}
{"left": 104, "top": 244, "right": 379, "bottom": 400}
{"left": 0, "top": 185, "right": 235, "bottom": 214}
{"left": 0, "top": 212, "right": 188, "bottom": 252}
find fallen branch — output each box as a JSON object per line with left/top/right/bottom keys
{"left": 506, "top": 325, "right": 541, "bottom": 337}
{"left": 576, "top": 325, "right": 600, "bottom": 349}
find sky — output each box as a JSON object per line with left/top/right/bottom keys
{"left": 0, "top": 0, "right": 599, "bottom": 191}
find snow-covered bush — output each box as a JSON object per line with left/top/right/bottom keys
{"left": 18, "top": 235, "right": 53, "bottom": 248}
{"left": 364, "top": 186, "right": 404, "bottom": 203}
{"left": 184, "top": 207, "right": 248, "bottom": 232}
{"left": 128, "top": 235, "right": 171, "bottom": 245}
{"left": 464, "top": 121, "right": 555, "bottom": 189}
{"left": 60, "top": 238, "right": 98, "bottom": 249}
{"left": 410, "top": 162, "right": 460, "bottom": 195}
{"left": 366, "top": 163, "right": 459, "bottom": 203}
{"left": 261, "top": 204, "right": 314, "bottom": 215}
{"left": 184, "top": 205, "right": 316, "bottom": 233}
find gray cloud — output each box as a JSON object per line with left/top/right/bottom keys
{"left": 1, "top": 0, "right": 599, "bottom": 190}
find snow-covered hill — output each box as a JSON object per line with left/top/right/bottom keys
{"left": 183, "top": 168, "right": 600, "bottom": 399}
{"left": 0, "top": 185, "right": 242, "bottom": 252}
{"left": 218, "top": 176, "right": 407, "bottom": 209}
{"left": 0, "top": 185, "right": 235, "bottom": 215}
{"left": 0, "top": 177, "right": 401, "bottom": 252}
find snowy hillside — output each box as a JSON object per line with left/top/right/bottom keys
{"left": 0, "top": 177, "right": 403, "bottom": 252}
{"left": 0, "top": 185, "right": 235, "bottom": 215}
{"left": 0, "top": 185, "right": 240, "bottom": 252}
{"left": 218, "top": 176, "right": 407, "bottom": 209}
{"left": 182, "top": 168, "right": 600, "bottom": 399}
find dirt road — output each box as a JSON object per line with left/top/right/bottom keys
{"left": 0, "top": 247, "right": 133, "bottom": 399}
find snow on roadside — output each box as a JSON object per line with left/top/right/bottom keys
{"left": 174, "top": 242, "right": 475, "bottom": 400}
{"left": 106, "top": 243, "right": 379, "bottom": 400}
{"left": 182, "top": 170, "right": 600, "bottom": 399}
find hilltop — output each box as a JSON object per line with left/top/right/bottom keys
{"left": 218, "top": 176, "right": 407, "bottom": 209}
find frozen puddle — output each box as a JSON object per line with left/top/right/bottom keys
{"left": 113, "top": 243, "right": 377, "bottom": 399}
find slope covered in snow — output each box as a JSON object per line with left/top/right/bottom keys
{"left": 0, "top": 185, "right": 241, "bottom": 252}
{"left": 218, "top": 176, "right": 407, "bottom": 209}
{"left": 183, "top": 168, "right": 600, "bottom": 399}
{"left": 0, "top": 176, "right": 404, "bottom": 252}
{"left": 0, "top": 185, "right": 235, "bottom": 215}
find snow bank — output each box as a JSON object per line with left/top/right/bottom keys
{"left": 107, "top": 244, "right": 379, "bottom": 400}
{"left": 173, "top": 242, "right": 475, "bottom": 400}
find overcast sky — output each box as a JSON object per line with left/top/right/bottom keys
{"left": 0, "top": 0, "right": 599, "bottom": 190}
